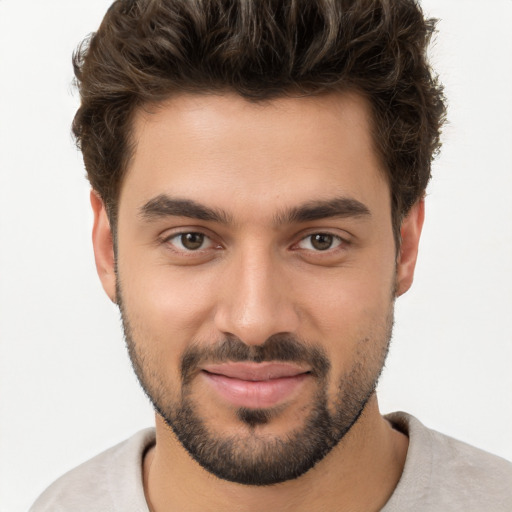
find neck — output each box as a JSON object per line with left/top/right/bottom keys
{"left": 143, "top": 396, "right": 408, "bottom": 512}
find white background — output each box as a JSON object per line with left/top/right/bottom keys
{"left": 0, "top": 1, "right": 511, "bottom": 511}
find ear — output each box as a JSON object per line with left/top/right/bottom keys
{"left": 90, "top": 190, "right": 117, "bottom": 303}
{"left": 395, "top": 199, "right": 425, "bottom": 297}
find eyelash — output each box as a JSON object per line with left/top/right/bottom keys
{"left": 161, "top": 230, "right": 348, "bottom": 255}
{"left": 163, "top": 232, "right": 218, "bottom": 253}
{"left": 294, "top": 233, "right": 345, "bottom": 252}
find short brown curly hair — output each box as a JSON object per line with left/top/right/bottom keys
{"left": 72, "top": 0, "right": 446, "bottom": 240}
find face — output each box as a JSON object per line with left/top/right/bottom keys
{"left": 92, "top": 92, "right": 423, "bottom": 485}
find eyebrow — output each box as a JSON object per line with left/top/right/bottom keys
{"left": 274, "top": 197, "right": 371, "bottom": 224}
{"left": 139, "top": 194, "right": 370, "bottom": 225}
{"left": 140, "top": 195, "right": 232, "bottom": 223}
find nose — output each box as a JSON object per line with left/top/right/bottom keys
{"left": 214, "top": 246, "right": 300, "bottom": 346}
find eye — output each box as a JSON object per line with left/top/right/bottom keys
{"left": 297, "top": 233, "right": 343, "bottom": 251}
{"left": 166, "top": 232, "right": 214, "bottom": 252}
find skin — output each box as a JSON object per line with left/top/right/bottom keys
{"left": 91, "top": 91, "right": 424, "bottom": 511}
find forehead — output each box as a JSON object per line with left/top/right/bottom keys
{"left": 120, "top": 91, "right": 389, "bottom": 221}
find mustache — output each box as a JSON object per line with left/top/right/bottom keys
{"left": 181, "top": 333, "right": 330, "bottom": 383}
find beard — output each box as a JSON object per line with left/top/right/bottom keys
{"left": 118, "top": 286, "right": 394, "bottom": 486}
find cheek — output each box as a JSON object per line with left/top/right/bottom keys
{"left": 299, "top": 264, "right": 395, "bottom": 333}
{"left": 117, "top": 254, "right": 221, "bottom": 358}
{"left": 293, "top": 258, "right": 396, "bottom": 370}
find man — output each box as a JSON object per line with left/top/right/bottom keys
{"left": 30, "top": 0, "right": 512, "bottom": 510}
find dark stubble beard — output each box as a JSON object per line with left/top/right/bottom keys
{"left": 118, "top": 286, "right": 394, "bottom": 486}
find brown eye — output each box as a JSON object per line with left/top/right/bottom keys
{"left": 166, "top": 232, "right": 213, "bottom": 252}
{"left": 180, "top": 233, "right": 205, "bottom": 250}
{"left": 297, "top": 233, "right": 342, "bottom": 251}
{"left": 310, "top": 234, "right": 334, "bottom": 251}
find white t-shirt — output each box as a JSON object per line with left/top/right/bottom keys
{"left": 30, "top": 412, "right": 512, "bottom": 511}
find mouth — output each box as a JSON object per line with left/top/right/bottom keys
{"left": 200, "top": 362, "right": 312, "bottom": 409}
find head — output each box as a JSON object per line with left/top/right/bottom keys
{"left": 78, "top": 0, "right": 445, "bottom": 486}
{"left": 74, "top": 0, "right": 445, "bottom": 244}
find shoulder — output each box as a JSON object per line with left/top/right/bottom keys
{"left": 383, "top": 412, "right": 512, "bottom": 511}
{"left": 29, "top": 428, "right": 155, "bottom": 512}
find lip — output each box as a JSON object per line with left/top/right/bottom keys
{"left": 201, "top": 362, "right": 311, "bottom": 409}
{"left": 202, "top": 362, "right": 310, "bottom": 380}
